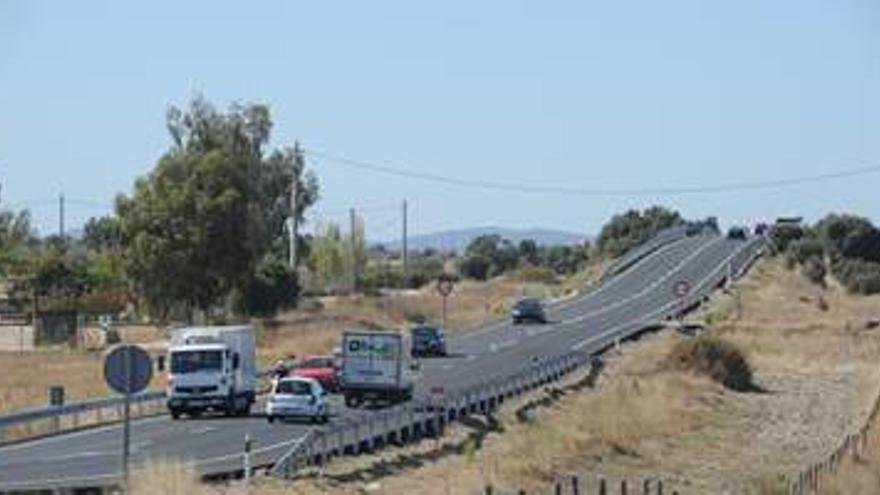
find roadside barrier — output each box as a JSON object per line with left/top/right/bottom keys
{"left": 600, "top": 226, "right": 692, "bottom": 282}
{"left": 271, "top": 351, "right": 594, "bottom": 477}
{"left": 0, "top": 391, "right": 165, "bottom": 445}
{"left": 785, "top": 366, "right": 880, "bottom": 494}
{"left": 272, "top": 236, "right": 768, "bottom": 479}
{"left": 484, "top": 474, "right": 681, "bottom": 494}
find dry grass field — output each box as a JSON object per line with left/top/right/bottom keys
{"left": 18, "top": 255, "right": 880, "bottom": 494}
{"left": 178, "top": 256, "right": 880, "bottom": 495}
{"left": 0, "top": 269, "right": 598, "bottom": 417}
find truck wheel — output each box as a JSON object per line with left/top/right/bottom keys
{"left": 267, "top": 415, "right": 275, "bottom": 424}
{"left": 170, "top": 409, "right": 181, "bottom": 420}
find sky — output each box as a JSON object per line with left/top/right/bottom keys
{"left": 1, "top": 0, "right": 879, "bottom": 239}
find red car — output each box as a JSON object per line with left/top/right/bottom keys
{"left": 291, "top": 355, "right": 340, "bottom": 392}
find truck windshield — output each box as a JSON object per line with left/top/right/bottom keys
{"left": 170, "top": 350, "right": 223, "bottom": 373}
{"left": 412, "top": 328, "right": 438, "bottom": 339}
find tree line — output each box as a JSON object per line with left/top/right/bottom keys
{"left": 0, "top": 96, "right": 318, "bottom": 322}
{"left": 773, "top": 214, "right": 880, "bottom": 294}
{"left": 8, "top": 95, "right": 873, "bottom": 324}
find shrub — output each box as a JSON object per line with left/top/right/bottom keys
{"left": 512, "top": 265, "right": 558, "bottom": 284}
{"left": 801, "top": 256, "right": 827, "bottom": 287}
{"left": 665, "top": 336, "right": 754, "bottom": 392}
{"left": 596, "top": 206, "right": 682, "bottom": 257}
{"left": 459, "top": 254, "right": 491, "bottom": 280}
{"left": 769, "top": 223, "right": 804, "bottom": 254}
{"left": 830, "top": 257, "right": 880, "bottom": 295}
{"left": 787, "top": 237, "right": 824, "bottom": 265}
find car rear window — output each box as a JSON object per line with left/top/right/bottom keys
{"left": 516, "top": 300, "right": 541, "bottom": 309}
{"left": 275, "top": 380, "right": 312, "bottom": 395}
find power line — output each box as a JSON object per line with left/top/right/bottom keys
{"left": 304, "top": 147, "right": 880, "bottom": 197}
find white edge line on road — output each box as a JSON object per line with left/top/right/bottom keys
{"left": 459, "top": 235, "right": 698, "bottom": 341}
{"left": 0, "top": 237, "right": 761, "bottom": 491}
{"left": 561, "top": 236, "right": 724, "bottom": 327}
{"left": 571, "top": 238, "right": 760, "bottom": 351}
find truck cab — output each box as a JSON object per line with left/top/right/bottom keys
{"left": 165, "top": 326, "right": 256, "bottom": 419}
{"left": 410, "top": 325, "right": 447, "bottom": 357}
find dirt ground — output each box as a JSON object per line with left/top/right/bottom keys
{"left": 16, "top": 255, "right": 880, "bottom": 494}
{"left": 206, "top": 256, "right": 880, "bottom": 495}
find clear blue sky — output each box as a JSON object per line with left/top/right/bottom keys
{"left": 2, "top": 0, "right": 879, "bottom": 238}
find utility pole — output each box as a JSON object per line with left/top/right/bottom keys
{"left": 402, "top": 199, "right": 408, "bottom": 289}
{"left": 288, "top": 171, "right": 298, "bottom": 269}
{"left": 350, "top": 207, "right": 357, "bottom": 294}
{"left": 58, "top": 193, "right": 65, "bottom": 239}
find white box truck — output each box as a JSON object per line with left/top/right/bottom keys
{"left": 164, "top": 325, "right": 256, "bottom": 419}
{"left": 341, "top": 330, "right": 414, "bottom": 408}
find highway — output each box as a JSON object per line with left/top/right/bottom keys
{"left": 0, "top": 231, "right": 764, "bottom": 492}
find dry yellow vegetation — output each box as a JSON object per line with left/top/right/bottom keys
{"left": 218, "top": 256, "right": 880, "bottom": 495}
{"left": 0, "top": 271, "right": 596, "bottom": 416}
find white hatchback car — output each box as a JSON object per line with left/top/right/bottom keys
{"left": 266, "top": 376, "right": 329, "bottom": 423}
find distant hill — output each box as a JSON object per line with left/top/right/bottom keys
{"left": 379, "top": 226, "right": 589, "bottom": 253}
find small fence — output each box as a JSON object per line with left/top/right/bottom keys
{"left": 785, "top": 359, "right": 880, "bottom": 494}
{"left": 272, "top": 237, "right": 769, "bottom": 479}
{"left": 484, "top": 474, "right": 680, "bottom": 495}
{"left": 0, "top": 391, "right": 166, "bottom": 444}
{"left": 0, "top": 233, "right": 769, "bottom": 491}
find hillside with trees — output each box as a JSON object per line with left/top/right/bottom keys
{"left": 776, "top": 214, "right": 880, "bottom": 294}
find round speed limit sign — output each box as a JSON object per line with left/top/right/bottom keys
{"left": 673, "top": 279, "right": 691, "bottom": 298}
{"left": 436, "top": 274, "right": 455, "bottom": 297}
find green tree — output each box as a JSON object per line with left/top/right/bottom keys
{"left": 308, "top": 222, "right": 346, "bottom": 290}
{"left": 596, "top": 206, "right": 682, "bottom": 257}
{"left": 815, "top": 214, "right": 880, "bottom": 262}
{"left": 0, "top": 208, "right": 35, "bottom": 277}
{"left": 117, "top": 96, "right": 318, "bottom": 320}
{"left": 82, "top": 216, "right": 121, "bottom": 251}
{"left": 518, "top": 239, "right": 539, "bottom": 265}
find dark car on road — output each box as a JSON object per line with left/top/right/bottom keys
{"left": 511, "top": 298, "right": 547, "bottom": 325}
{"left": 727, "top": 226, "right": 748, "bottom": 240}
{"left": 410, "top": 326, "right": 447, "bottom": 357}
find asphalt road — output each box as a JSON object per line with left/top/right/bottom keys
{"left": 0, "top": 232, "right": 763, "bottom": 491}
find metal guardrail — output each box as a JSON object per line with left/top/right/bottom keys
{"left": 0, "top": 233, "right": 768, "bottom": 486}
{"left": 0, "top": 391, "right": 166, "bottom": 444}
{"left": 271, "top": 235, "right": 768, "bottom": 478}
{"left": 600, "top": 225, "right": 691, "bottom": 282}
{"left": 272, "top": 350, "right": 593, "bottom": 477}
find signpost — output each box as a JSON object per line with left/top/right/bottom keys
{"left": 435, "top": 274, "right": 455, "bottom": 329}
{"left": 104, "top": 344, "right": 153, "bottom": 489}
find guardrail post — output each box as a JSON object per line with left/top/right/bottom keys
{"left": 337, "top": 425, "right": 345, "bottom": 454}
{"left": 642, "top": 479, "right": 650, "bottom": 495}
{"left": 571, "top": 475, "right": 580, "bottom": 495}
{"left": 243, "top": 434, "right": 252, "bottom": 483}
{"left": 621, "top": 479, "right": 627, "bottom": 495}
{"left": 598, "top": 476, "right": 606, "bottom": 495}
